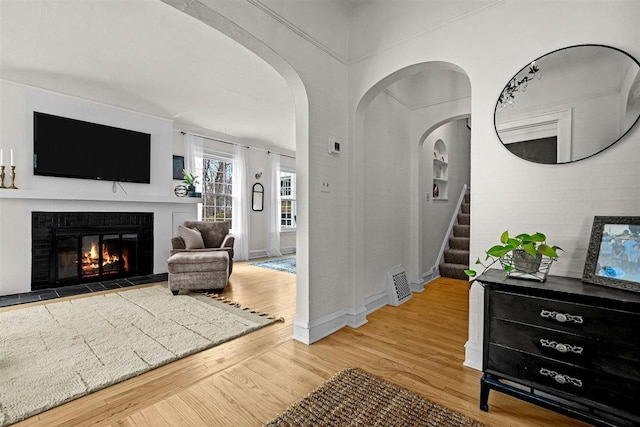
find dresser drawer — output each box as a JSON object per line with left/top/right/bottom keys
{"left": 489, "top": 318, "right": 640, "bottom": 381}
{"left": 487, "top": 344, "right": 640, "bottom": 416}
{"left": 490, "top": 290, "right": 640, "bottom": 344}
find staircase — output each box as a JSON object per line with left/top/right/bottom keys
{"left": 438, "top": 193, "right": 470, "bottom": 280}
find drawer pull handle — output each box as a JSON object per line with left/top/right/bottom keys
{"left": 540, "top": 310, "right": 583, "bottom": 324}
{"left": 539, "top": 368, "right": 583, "bottom": 388}
{"left": 540, "top": 339, "right": 584, "bottom": 355}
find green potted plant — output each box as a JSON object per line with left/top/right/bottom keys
{"left": 182, "top": 169, "right": 199, "bottom": 196}
{"left": 465, "top": 231, "right": 563, "bottom": 280}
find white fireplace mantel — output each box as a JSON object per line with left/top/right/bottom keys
{"left": 0, "top": 190, "right": 201, "bottom": 204}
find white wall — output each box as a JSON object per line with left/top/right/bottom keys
{"left": 246, "top": 147, "right": 297, "bottom": 257}
{"left": 348, "top": 1, "right": 640, "bottom": 369}
{"left": 1, "top": 80, "right": 174, "bottom": 198}
{"left": 0, "top": 81, "right": 198, "bottom": 296}
{"left": 361, "top": 91, "right": 412, "bottom": 307}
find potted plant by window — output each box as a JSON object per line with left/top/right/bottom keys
{"left": 182, "top": 169, "right": 199, "bottom": 197}
{"left": 465, "top": 231, "right": 563, "bottom": 282}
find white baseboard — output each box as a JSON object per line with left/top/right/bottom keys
{"left": 463, "top": 340, "right": 482, "bottom": 370}
{"left": 410, "top": 267, "right": 438, "bottom": 292}
{"left": 249, "top": 249, "right": 267, "bottom": 259}
{"left": 249, "top": 247, "right": 296, "bottom": 260}
{"left": 293, "top": 305, "right": 368, "bottom": 344}
{"left": 281, "top": 246, "right": 296, "bottom": 255}
{"left": 409, "top": 281, "right": 425, "bottom": 292}
{"left": 364, "top": 290, "right": 388, "bottom": 314}
{"left": 293, "top": 319, "right": 311, "bottom": 344}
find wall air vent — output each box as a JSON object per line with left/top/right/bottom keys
{"left": 386, "top": 265, "right": 412, "bottom": 306}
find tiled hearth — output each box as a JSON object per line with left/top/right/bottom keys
{"left": 0, "top": 273, "right": 168, "bottom": 308}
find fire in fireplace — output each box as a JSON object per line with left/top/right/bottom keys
{"left": 81, "top": 236, "right": 127, "bottom": 276}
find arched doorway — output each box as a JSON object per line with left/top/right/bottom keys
{"left": 351, "top": 61, "right": 471, "bottom": 318}
{"left": 416, "top": 115, "right": 471, "bottom": 282}
{"left": 161, "top": 1, "right": 312, "bottom": 339}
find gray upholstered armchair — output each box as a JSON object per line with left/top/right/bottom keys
{"left": 170, "top": 221, "right": 235, "bottom": 274}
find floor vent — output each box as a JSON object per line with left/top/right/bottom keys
{"left": 386, "top": 265, "right": 412, "bottom": 306}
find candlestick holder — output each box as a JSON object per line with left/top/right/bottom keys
{"left": 0, "top": 166, "right": 6, "bottom": 189}
{"left": 8, "top": 166, "right": 18, "bottom": 189}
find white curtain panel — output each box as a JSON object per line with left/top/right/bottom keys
{"left": 232, "top": 145, "right": 250, "bottom": 260}
{"left": 183, "top": 133, "right": 204, "bottom": 194}
{"left": 266, "top": 153, "right": 282, "bottom": 257}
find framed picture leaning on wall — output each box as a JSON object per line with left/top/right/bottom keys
{"left": 583, "top": 216, "right": 640, "bottom": 293}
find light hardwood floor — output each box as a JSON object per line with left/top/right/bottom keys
{"left": 12, "top": 258, "right": 588, "bottom": 427}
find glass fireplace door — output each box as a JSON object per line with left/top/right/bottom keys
{"left": 57, "top": 237, "right": 79, "bottom": 280}
{"left": 102, "top": 234, "right": 121, "bottom": 277}
{"left": 81, "top": 235, "right": 101, "bottom": 279}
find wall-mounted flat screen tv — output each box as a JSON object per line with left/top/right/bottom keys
{"left": 33, "top": 111, "right": 151, "bottom": 184}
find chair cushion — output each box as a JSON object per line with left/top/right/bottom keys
{"left": 167, "top": 251, "right": 229, "bottom": 273}
{"left": 183, "top": 221, "right": 230, "bottom": 248}
{"left": 178, "top": 225, "right": 205, "bottom": 249}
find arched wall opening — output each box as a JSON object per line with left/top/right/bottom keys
{"left": 416, "top": 115, "right": 471, "bottom": 281}
{"left": 351, "top": 61, "right": 471, "bottom": 319}
{"left": 160, "top": 1, "right": 311, "bottom": 333}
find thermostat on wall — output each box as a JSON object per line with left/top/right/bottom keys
{"left": 328, "top": 138, "right": 340, "bottom": 154}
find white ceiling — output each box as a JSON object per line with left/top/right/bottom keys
{"left": 1, "top": 0, "right": 486, "bottom": 152}
{"left": 0, "top": 0, "right": 296, "bottom": 151}
{"left": 385, "top": 68, "right": 471, "bottom": 110}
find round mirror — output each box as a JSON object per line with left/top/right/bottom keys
{"left": 494, "top": 44, "right": 640, "bottom": 164}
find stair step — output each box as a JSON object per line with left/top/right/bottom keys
{"left": 449, "top": 237, "right": 469, "bottom": 250}
{"left": 439, "top": 262, "right": 471, "bottom": 280}
{"left": 458, "top": 213, "right": 470, "bottom": 225}
{"left": 461, "top": 203, "right": 470, "bottom": 214}
{"left": 453, "top": 224, "right": 470, "bottom": 238}
{"left": 464, "top": 193, "right": 471, "bottom": 204}
{"left": 444, "top": 249, "right": 469, "bottom": 265}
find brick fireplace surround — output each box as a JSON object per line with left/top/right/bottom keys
{"left": 31, "top": 211, "right": 154, "bottom": 290}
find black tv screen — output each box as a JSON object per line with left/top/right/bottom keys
{"left": 33, "top": 112, "right": 151, "bottom": 184}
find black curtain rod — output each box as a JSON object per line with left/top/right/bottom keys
{"left": 267, "top": 150, "right": 295, "bottom": 159}
{"left": 180, "top": 131, "right": 295, "bottom": 159}
{"left": 180, "top": 131, "right": 249, "bottom": 149}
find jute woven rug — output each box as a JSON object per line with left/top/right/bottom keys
{"left": 265, "top": 367, "right": 486, "bottom": 427}
{"left": 0, "top": 285, "right": 277, "bottom": 426}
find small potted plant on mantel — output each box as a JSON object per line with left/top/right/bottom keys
{"left": 182, "top": 169, "right": 199, "bottom": 197}
{"left": 465, "top": 231, "right": 563, "bottom": 282}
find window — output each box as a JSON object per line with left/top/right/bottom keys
{"left": 280, "top": 171, "right": 296, "bottom": 229}
{"left": 202, "top": 157, "right": 233, "bottom": 227}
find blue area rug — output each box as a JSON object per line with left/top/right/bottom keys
{"left": 250, "top": 257, "right": 296, "bottom": 274}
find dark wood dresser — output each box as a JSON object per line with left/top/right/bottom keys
{"left": 478, "top": 270, "right": 640, "bottom": 427}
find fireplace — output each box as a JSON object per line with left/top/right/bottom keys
{"left": 32, "top": 212, "right": 153, "bottom": 290}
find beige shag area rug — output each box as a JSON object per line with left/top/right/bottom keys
{"left": 0, "top": 285, "right": 277, "bottom": 426}
{"left": 265, "top": 368, "right": 486, "bottom": 427}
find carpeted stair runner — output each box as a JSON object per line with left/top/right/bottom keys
{"left": 439, "top": 193, "right": 471, "bottom": 280}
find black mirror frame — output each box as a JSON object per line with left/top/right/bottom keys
{"left": 252, "top": 183, "right": 264, "bottom": 212}
{"left": 494, "top": 44, "right": 640, "bottom": 165}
